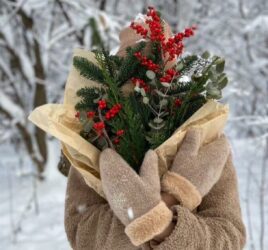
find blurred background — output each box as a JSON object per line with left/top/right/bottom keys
{"left": 0, "top": 0, "right": 267, "bottom": 249}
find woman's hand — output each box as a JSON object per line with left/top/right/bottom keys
{"left": 99, "top": 149, "right": 173, "bottom": 247}
{"left": 161, "top": 128, "right": 230, "bottom": 210}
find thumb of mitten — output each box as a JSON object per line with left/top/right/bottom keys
{"left": 177, "top": 128, "right": 202, "bottom": 156}
{"left": 139, "top": 150, "right": 160, "bottom": 192}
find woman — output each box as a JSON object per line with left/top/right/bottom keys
{"left": 63, "top": 128, "right": 246, "bottom": 249}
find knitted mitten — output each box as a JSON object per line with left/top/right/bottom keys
{"left": 161, "top": 128, "right": 230, "bottom": 210}
{"left": 100, "top": 149, "right": 173, "bottom": 246}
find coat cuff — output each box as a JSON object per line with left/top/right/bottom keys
{"left": 161, "top": 171, "right": 202, "bottom": 211}
{"left": 125, "top": 201, "right": 173, "bottom": 246}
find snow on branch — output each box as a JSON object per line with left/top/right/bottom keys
{"left": 0, "top": 91, "right": 25, "bottom": 125}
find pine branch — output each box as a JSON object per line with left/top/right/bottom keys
{"left": 89, "top": 17, "right": 105, "bottom": 49}
{"left": 116, "top": 42, "right": 147, "bottom": 85}
{"left": 108, "top": 96, "right": 148, "bottom": 172}
{"left": 75, "top": 87, "right": 104, "bottom": 111}
{"left": 146, "top": 130, "right": 167, "bottom": 149}
{"left": 73, "top": 56, "right": 105, "bottom": 83}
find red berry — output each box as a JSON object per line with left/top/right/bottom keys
{"left": 87, "top": 111, "right": 95, "bottom": 118}
{"left": 98, "top": 100, "right": 107, "bottom": 110}
{"left": 116, "top": 130, "right": 125, "bottom": 136}
{"left": 113, "top": 138, "right": 120, "bottom": 145}
{"left": 93, "top": 121, "right": 105, "bottom": 131}
{"left": 175, "top": 98, "right": 182, "bottom": 107}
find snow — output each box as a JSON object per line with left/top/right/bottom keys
{"left": 0, "top": 141, "right": 69, "bottom": 250}
{"left": 0, "top": 57, "right": 14, "bottom": 81}
{"left": 178, "top": 75, "right": 191, "bottom": 83}
{"left": 127, "top": 207, "right": 134, "bottom": 220}
{"left": 134, "top": 13, "right": 147, "bottom": 22}
{"left": 243, "top": 15, "right": 268, "bottom": 33}
{"left": 18, "top": 51, "right": 35, "bottom": 85}
{"left": 0, "top": 91, "right": 25, "bottom": 125}
{"left": 230, "top": 137, "right": 268, "bottom": 250}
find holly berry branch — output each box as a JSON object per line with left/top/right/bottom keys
{"left": 73, "top": 6, "right": 228, "bottom": 172}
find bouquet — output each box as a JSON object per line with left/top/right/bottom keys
{"left": 29, "top": 7, "right": 229, "bottom": 198}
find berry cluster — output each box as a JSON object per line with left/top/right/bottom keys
{"left": 132, "top": 77, "right": 150, "bottom": 92}
{"left": 105, "top": 104, "right": 122, "bottom": 120}
{"left": 174, "top": 98, "right": 182, "bottom": 107}
{"left": 145, "top": 7, "right": 165, "bottom": 42}
{"left": 75, "top": 99, "right": 123, "bottom": 137}
{"left": 184, "top": 27, "right": 196, "bottom": 37}
{"left": 93, "top": 121, "right": 105, "bottom": 134}
{"left": 113, "top": 129, "right": 125, "bottom": 145}
{"left": 130, "top": 6, "right": 196, "bottom": 63}
{"left": 87, "top": 111, "right": 95, "bottom": 118}
{"left": 130, "top": 22, "right": 148, "bottom": 38}
{"left": 134, "top": 52, "right": 159, "bottom": 72}
{"left": 116, "top": 129, "right": 125, "bottom": 136}
{"left": 113, "top": 138, "right": 120, "bottom": 145}
{"left": 98, "top": 99, "right": 107, "bottom": 110}
{"left": 163, "top": 26, "right": 196, "bottom": 61}
{"left": 160, "top": 69, "right": 179, "bottom": 83}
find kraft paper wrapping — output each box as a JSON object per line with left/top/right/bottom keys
{"left": 28, "top": 48, "right": 229, "bottom": 199}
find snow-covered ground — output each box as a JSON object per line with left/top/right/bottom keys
{"left": 0, "top": 136, "right": 266, "bottom": 249}
{"left": 0, "top": 141, "right": 70, "bottom": 250}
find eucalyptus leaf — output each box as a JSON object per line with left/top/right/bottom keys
{"left": 206, "top": 81, "right": 218, "bottom": 89}
{"left": 143, "top": 97, "right": 149, "bottom": 104}
{"left": 146, "top": 70, "right": 156, "bottom": 80}
{"left": 148, "top": 79, "right": 156, "bottom": 86}
{"left": 79, "top": 111, "right": 87, "bottom": 122}
{"left": 218, "top": 74, "right": 228, "bottom": 89}
{"left": 148, "top": 121, "right": 165, "bottom": 130}
{"left": 83, "top": 120, "right": 94, "bottom": 132}
{"left": 155, "top": 90, "right": 168, "bottom": 97}
{"left": 153, "top": 117, "right": 164, "bottom": 124}
{"left": 191, "top": 74, "right": 202, "bottom": 81}
{"left": 216, "top": 58, "right": 225, "bottom": 73}
{"left": 140, "top": 88, "right": 146, "bottom": 97}
{"left": 207, "top": 87, "right": 222, "bottom": 99}
{"left": 160, "top": 99, "right": 168, "bottom": 106}
{"left": 176, "top": 62, "right": 184, "bottom": 71}
{"left": 161, "top": 82, "right": 170, "bottom": 88}
{"left": 134, "top": 86, "right": 140, "bottom": 92}
{"left": 159, "top": 111, "right": 169, "bottom": 118}
{"left": 208, "top": 69, "right": 217, "bottom": 82}
{"left": 212, "top": 55, "right": 219, "bottom": 61}
{"left": 201, "top": 51, "right": 210, "bottom": 59}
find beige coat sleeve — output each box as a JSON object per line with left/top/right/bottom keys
{"left": 147, "top": 154, "right": 246, "bottom": 250}
{"left": 64, "top": 166, "right": 141, "bottom": 250}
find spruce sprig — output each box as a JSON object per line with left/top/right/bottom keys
{"left": 73, "top": 56, "right": 105, "bottom": 83}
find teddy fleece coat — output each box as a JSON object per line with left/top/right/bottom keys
{"left": 64, "top": 154, "right": 246, "bottom": 250}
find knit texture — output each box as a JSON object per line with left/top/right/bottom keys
{"left": 100, "top": 149, "right": 172, "bottom": 246}
{"left": 161, "top": 129, "right": 230, "bottom": 210}
{"left": 64, "top": 153, "right": 246, "bottom": 250}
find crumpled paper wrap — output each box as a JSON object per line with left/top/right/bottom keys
{"left": 29, "top": 48, "right": 229, "bottom": 199}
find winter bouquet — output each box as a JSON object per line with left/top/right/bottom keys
{"left": 29, "top": 7, "right": 229, "bottom": 198}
